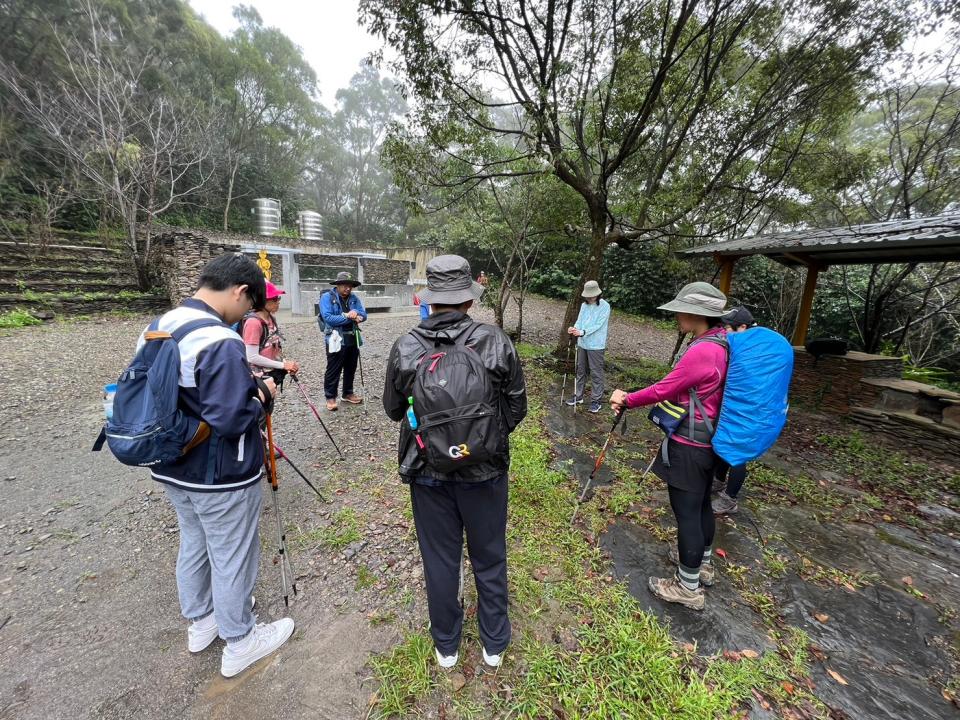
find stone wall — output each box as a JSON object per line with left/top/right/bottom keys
{"left": 157, "top": 230, "right": 240, "bottom": 304}
{"left": 361, "top": 257, "right": 410, "bottom": 285}
{"left": 790, "top": 349, "right": 903, "bottom": 414}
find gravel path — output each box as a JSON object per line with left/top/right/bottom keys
{"left": 0, "top": 296, "right": 675, "bottom": 719}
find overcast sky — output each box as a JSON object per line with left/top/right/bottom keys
{"left": 187, "top": 0, "right": 390, "bottom": 110}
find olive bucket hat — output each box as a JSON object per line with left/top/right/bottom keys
{"left": 330, "top": 271, "right": 361, "bottom": 287}
{"left": 657, "top": 281, "right": 727, "bottom": 317}
{"left": 418, "top": 254, "right": 485, "bottom": 305}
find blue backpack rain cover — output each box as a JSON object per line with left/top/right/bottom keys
{"left": 94, "top": 317, "right": 222, "bottom": 467}
{"left": 712, "top": 327, "right": 794, "bottom": 466}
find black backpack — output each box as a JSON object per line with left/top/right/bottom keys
{"left": 410, "top": 323, "right": 501, "bottom": 474}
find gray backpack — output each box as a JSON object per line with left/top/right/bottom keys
{"left": 410, "top": 323, "right": 501, "bottom": 475}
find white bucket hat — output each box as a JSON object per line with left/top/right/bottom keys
{"left": 658, "top": 282, "right": 727, "bottom": 317}
{"left": 581, "top": 280, "right": 602, "bottom": 298}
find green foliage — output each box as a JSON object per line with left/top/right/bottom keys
{"left": 0, "top": 309, "right": 42, "bottom": 329}
{"left": 368, "top": 632, "right": 437, "bottom": 717}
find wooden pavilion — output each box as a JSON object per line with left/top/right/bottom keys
{"left": 685, "top": 214, "right": 960, "bottom": 345}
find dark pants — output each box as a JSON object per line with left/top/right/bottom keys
{"left": 715, "top": 460, "right": 747, "bottom": 498}
{"left": 668, "top": 484, "right": 715, "bottom": 569}
{"left": 409, "top": 476, "right": 510, "bottom": 655}
{"left": 324, "top": 343, "right": 359, "bottom": 399}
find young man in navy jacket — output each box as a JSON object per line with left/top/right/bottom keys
{"left": 146, "top": 253, "right": 292, "bottom": 678}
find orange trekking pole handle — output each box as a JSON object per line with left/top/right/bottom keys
{"left": 265, "top": 413, "right": 279, "bottom": 488}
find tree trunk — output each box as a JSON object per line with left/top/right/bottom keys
{"left": 223, "top": 158, "right": 239, "bottom": 231}
{"left": 555, "top": 209, "right": 606, "bottom": 356}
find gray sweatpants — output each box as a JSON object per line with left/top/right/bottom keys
{"left": 164, "top": 482, "right": 262, "bottom": 642}
{"left": 575, "top": 347, "right": 606, "bottom": 403}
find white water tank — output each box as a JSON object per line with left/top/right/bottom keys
{"left": 251, "top": 198, "right": 281, "bottom": 236}
{"left": 298, "top": 211, "right": 323, "bottom": 241}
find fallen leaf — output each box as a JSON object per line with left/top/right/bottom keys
{"left": 814, "top": 612, "right": 830, "bottom": 623}
{"left": 882, "top": 514, "right": 893, "bottom": 522}
{"left": 680, "top": 642, "right": 696, "bottom": 653}
{"left": 902, "top": 576, "right": 914, "bottom": 586}
{"left": 781, "top": 681, "right": 795, "bottom": 695}
{"left": 723, "top": 650, "right": 742, "bottom": 661}
{"left": 741, "top": 648, "right": 760, "bottom": 659}
{"left": 810, "top": 645, "right": 828, "bottom": 661}
{"left": 715, "top": 548, "right": 727, "bottom": 559}
{"left": 827, "top": 669, "right": 849, "bottom": 686}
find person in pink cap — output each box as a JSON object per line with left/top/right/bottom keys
{"left": 239, "top": 281, "right": 300, "bottom": 385}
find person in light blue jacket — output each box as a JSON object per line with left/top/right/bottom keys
{"left": 565, "top": 280, "right": 611, "bottom": 413}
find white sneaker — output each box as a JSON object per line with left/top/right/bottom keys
{"left": 482, "top": 646, "right": 503, "bottom": 668}
{"left": 188, "top": 613, "right": 219, "bottom": 653}
{"left": 435, "top": 648, "right": 458, "bottom": 669}
{"left": 186, "top": 597, "right": 257, "bottom": 653}
{"left": 220, "top": 618, "right": 295, "bottom": 678}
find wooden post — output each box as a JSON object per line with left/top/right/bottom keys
{"left": 716, "top": 256, "right": 736, "bottom": 295}
{"left": 792, "top": 264, "right": 820, "bottom": 346}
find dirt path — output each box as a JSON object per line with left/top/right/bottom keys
{"left": 0, "top": 296, "right": 669, "bottom": 719}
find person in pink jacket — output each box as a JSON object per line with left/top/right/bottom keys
{"left": 610, "top": 282, "right": 728, "bottom": 611}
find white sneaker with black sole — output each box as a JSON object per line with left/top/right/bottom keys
{"left": 435, "top": 648, "right": 458, "bottom": 669}
{"left": 220, "top": 618, "right": 294, "bottom": 678}
{"left": 187, "top": 596, "right": 257, "bottom": 653}
{"left": 482, "top": 646, "right": 503, "bottom": 668}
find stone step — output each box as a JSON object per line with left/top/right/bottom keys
{"left": 0, "top": 242, "right": 125, "bottom": 264}
{"left": 0, "top": 279, "right": 140, "bottom": 294}
{"left": 0, "top": 292, "right": 168, "bottom": 315}
{"left": 0, "top": 266, "right": 133, "bottom": 282}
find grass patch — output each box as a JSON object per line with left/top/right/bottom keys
{"left": 368, "top": 632, "right": 436, "bottom": 717}
{"left": 0, "top": 309, "right": 42, "bottom": 329}
{"left": 750, "top": 464, "right": 845, "bottom": 511}
{"left": 816, "top": 430, "right": 960, "bottom": 507}
{"left": 293, "top": 508, "right": 362, "bottom": 551}
{"left": 515, "top": 341, "right": 551, "bottom": 360}
{"left": 355, "top": 564, "right": 377, "bottom": 591}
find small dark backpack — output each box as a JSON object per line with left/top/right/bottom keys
{"left": 93, "top": 317, "right": 223, "bottom": 466}
{"left": 410, "top": 323, "right": 501, "bottom": 475}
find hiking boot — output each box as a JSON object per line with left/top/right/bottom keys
{"left": 710, "top": 475, "right": 725, "bottom": 495}
{"left": 667, "top": 547, "right": 715, "bottom": 586}
{"left": 342, "top": 393, "right": 363, "bottom": 405}
{"left": 648, "top": 575, "right": 705, "bottom": 611}
{"left": 565, "top": 397, "right": 584, "bottom": 406}
{"left": 482, "top": 646, "right": 503, "bottom": 669}
{"left": 221, "top": 618, "right": 295, "bottom": 678}
{"left": 712, "top": 492, "right": 739, "bottom": 515}
{"left": 187, "top": 597, "right": 257, "bottom": 653}
{"left": 325, "top": 398, "right": 338, "bottom": 411}
{"left": 435, "top": 648, "right": 458, "bottom": 669}
{"left": 589, "top": 401, "right": 602, "bottom": 413}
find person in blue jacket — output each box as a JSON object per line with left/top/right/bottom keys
{"left": 319, "top": 271, "right": 368, "bottom": 411}
{"left": 565, "top": 280, "right": 611, "bottom": 413}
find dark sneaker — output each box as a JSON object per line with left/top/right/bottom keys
{"left": 710, "top": 475, "right": 725, "bottom": 495}
{"left": 712, "top": 492, "right": 739, "bottom": 515}
{"left": 565, "top": 397, "right": 583, "bottom": 407}
{"left": 648, "top": 575, "right": 705, "bottom": 610}
{"left": 668, "top": 547, "right": 715, "bottom": 586}
{"left": 589, "top": 402, "right": 602, "bottom": 413}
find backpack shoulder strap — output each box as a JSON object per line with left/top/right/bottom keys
{"left": 455, "top": 321, "right": 483, "bottom": 349}
{"left": 171, "top": 317, "right": 226, "bottom": 344}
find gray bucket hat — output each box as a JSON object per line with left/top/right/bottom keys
{"left": 330, "top": 271, "right": 361, "bottom": 287}
{"left": 658, "top": 281, "right": 727, "bottom": 317}
{"left": 581, "top": 280, "right": 602, "bottom": 298}
{"left": 418, "top": 254, "right": 485, "bottom": 305}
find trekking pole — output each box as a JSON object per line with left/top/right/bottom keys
{"left": 570, "top": 406, "right": 626, "bottom": 525}
{"left": 263, "top": 434, "right": 329, "bottom": 502}
{"left": 573, "top": 339, "right": 580, "bottom": 413}
{"left": 457, "top": 545, "right": 466, "bottom": 609}
{"left": 265, "top": 413, "right": 297, "bottom": 606}
{"left": 289, "top": 373, "right": 345, "bottom": 460}
{"left": 354, "top": 328, "right": 368, "bottom": 416}
{"left": 560, "top": 338, "right": 573, "bottom": 407}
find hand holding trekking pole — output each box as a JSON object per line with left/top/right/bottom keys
{"left": 570, "top": 406, "right": 627, "bottom": 525}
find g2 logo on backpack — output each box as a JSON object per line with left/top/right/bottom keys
{"left": 448, "top": 443, "right": 471, "bottom": 460}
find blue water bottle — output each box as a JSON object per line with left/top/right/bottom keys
{"left": 406, "top": 396, "right": 418, "bottom": 430}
